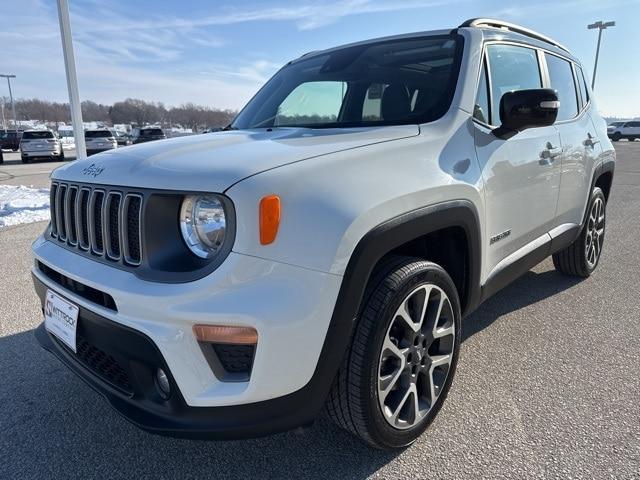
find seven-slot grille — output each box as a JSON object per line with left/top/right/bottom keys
{"left": 50, "top": 182, "right": 143, "bottom": 266}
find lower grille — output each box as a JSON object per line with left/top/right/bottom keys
{"left": 53, "top": 334, "right": 133, "bottom": 395}
{"left": 76, "top": 336, "right": 133, "bottom": 394}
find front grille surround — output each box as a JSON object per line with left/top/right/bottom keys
{"left": 50, "top": 181, "right": 143, "bottom": 268}
{"left": 46, "top": 181, "right": 236, "bottom": 283}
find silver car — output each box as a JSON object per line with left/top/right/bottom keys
{"left": 20, "top": 129, "right": 64, "bottom": 163}
{"left": 85, "top": 129, "right": 118, "bottom": 156}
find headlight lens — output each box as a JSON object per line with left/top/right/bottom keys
{"left": 179, "top": 195, "right": 227, "bottom": 259}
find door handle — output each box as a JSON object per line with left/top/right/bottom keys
{"left": 583, "top": 132, "right": 600, "bottom": 148}
{"left": 539, "top": 142, "right": 562, "bottom": 165}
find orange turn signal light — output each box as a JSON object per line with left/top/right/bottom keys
{"left": 259, "top": 195, "right": 281, "bottom": 245}
{"left": 193, "top": 325, "right": 258, "bottom": 345}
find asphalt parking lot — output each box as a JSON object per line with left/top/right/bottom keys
{"left": 0, "top": 143, "right": 639, "bottom": 479}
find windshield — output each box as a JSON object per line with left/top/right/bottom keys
{"left": 22, "top": 131, "right": 54, "bottom": 139}
{"left": 85, "top": 130, "right": 112, "bottom": 138}
{"left": 232, "top": 34, "right": 462, "bottom": 130}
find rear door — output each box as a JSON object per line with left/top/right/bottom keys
{"left": 544, "top": 54, "right": 600, "bottom": 228}
{"left": 473, "top": 43, "right": 562, "bottom": 279}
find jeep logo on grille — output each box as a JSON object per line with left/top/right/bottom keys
{"left": 82, "top": 163, "right": 105, "bottom": 177}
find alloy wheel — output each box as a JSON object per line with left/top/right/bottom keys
{"left": 377, "top": 284, "right": 455, "bottom": 430}
{"left": 585, "top": 196, "right": 605, "bottom": 268}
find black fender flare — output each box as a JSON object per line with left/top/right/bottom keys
{"left": 288, "top": 199, "right": 482, "bottom": 421}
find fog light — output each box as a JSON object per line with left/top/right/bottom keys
{"left": 155, "top": 368, "right": 171, "bottom": 399}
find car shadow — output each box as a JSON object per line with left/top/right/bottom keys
{"left": 462, "top": 267, "right": 582, "bottom": 342}
{"left": 1, "top": 267, "right": 582, "bottom": 479}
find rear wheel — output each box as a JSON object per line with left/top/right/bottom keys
{"left": 553, "top": 187, "right": 606, "bottom": 277}
{"left": 325, "top": 257, "right": 461, "bottom": 449}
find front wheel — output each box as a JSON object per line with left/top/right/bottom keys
{"left": 553, "top": 187, "right": 606, "bottom": 277}
{"left": 611, "top": 133, "right": 621, "bottom": 142}
{"left": 325, "top": 257, "right": 461, "bottom": 449}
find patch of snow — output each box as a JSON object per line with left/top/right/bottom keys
{"left": 0, "top": 185, "right": 50, "bottom": 227}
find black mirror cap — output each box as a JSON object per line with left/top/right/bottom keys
{"left": 494, "top": 88, "right": 559, "bottom": 138}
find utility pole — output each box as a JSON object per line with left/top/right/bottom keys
{"left": 57, "top": 0, "right": 86, "bottom": 159}
{"left": 587, "top": 20, "right": 615, "bottom": 90}
{"left": 1, "top": 97, "right": 6, "bottom": 131}
{"left": 0, "top": 74, "right": 17, "bottom": 134}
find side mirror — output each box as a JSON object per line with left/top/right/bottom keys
{"left": 493, "top": 88, "right": 559, "bottom": 139}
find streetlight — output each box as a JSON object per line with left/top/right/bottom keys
{"left": 0, "top": 74, "right": 18, "bottom": 135}
{"left": 587, "top": 20, "right": 615, "bottom": 90}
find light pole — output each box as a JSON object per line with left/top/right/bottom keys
{"left": 0, "top": 74, "right": 18, "bottom": 134}
{"left": 587, "top": 20, "right": 615, "bottom": 90}
{"left": 57, "top": 0, "right": 86, "bottom": 159}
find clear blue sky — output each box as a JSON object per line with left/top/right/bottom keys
{"left": 4, "top": 0, "right": 639, "bottom": 117}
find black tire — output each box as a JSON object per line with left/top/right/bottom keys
{"left": 553, "top": 187, "right": 606, "bottom": 277}
{"left": 21, "top": 156, "right": 29, "bottom": 164}
{"left": 611, "top": 133, "right": 621, "bottom": 142}
{"left": 325, "top": 256, "right": 461, "bottom": 449}
{"left": 59, "top": 150, "right": 65, "bottom": 161}
{"left": 628, "top": 137, "right": 636, "bottom": 142}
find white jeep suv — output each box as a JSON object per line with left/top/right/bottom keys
{"left": 33, "top": 19, "right": 615, "bottom": 449}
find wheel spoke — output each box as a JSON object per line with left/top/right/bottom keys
{"left": 430, "top": 353, "right": 452, "bottom": 368}
{"left": 382, "top": 336, "right": 407, "bottom": 362}
{"left": 397, "top": 301, "right": 420, "bottom": 333}
{"left": 433, "top": 324, "right": 454, "bottom": 339}
{"left": 390, "top": 384, "right": 416, "bottom": 424}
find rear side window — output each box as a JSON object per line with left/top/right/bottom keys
{"left": 22, "top": 131, "right": 54, "bottom": 139}
{"left": 545, "top": 54, "right": 579, "bottom": 121}
{"left": 575, "top": 65, "right": 589, "bottom": 108}
{"left": 473, "top": 58, "right": 490, "bottom": 124}
{"left": 486, "top": 44, "right": 542, "bottom": 125}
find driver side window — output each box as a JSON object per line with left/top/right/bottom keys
{"left": 486, "top": 44, "right": 542, "bottom": 126}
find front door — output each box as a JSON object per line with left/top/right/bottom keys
{"left": 473, "top": 43, "right": 562, "bottom": 279}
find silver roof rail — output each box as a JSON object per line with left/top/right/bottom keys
{"left": 459, "top": 18, "right": 570, "bottom": 53}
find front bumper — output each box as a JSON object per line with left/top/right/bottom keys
{"left": 32, "top": 235, "right": 346, "bottom": 436}
{"left": 34, "top": 275, "right": 332, "bottom": 439}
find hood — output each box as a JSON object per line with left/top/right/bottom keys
{"left": 52, "top": 126, "right": 419, "bottom": 192}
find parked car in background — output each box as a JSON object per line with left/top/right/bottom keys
{"left": 20, "top": 129, "right": 64, "bottom": 163}
{"left": 607, "top": 121, "right": 639, "bottom": 141}
{"left": 133, "top": 127, "right": 166, "bottom": 144}
{"left": 110, "top": 129, "right": 133, "bottom": 147}
{"left": 84, "top": 129, "right": 118, "bottom": 156}
{"left": 0, "top": 130, "right": 22, "bottom": 151}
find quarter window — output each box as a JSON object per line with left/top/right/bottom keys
{"left": 473, "top": 59, "right": 490, "bottom": 124}
{"left": 545, "top": 53, "right": 579, "bottom": 121}
{"left": 486, "top": 44, "right": 542, "bottom": 125}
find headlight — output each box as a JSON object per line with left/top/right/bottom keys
{"left": 179, "top": 195, "right": 227, "bottom": 259}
